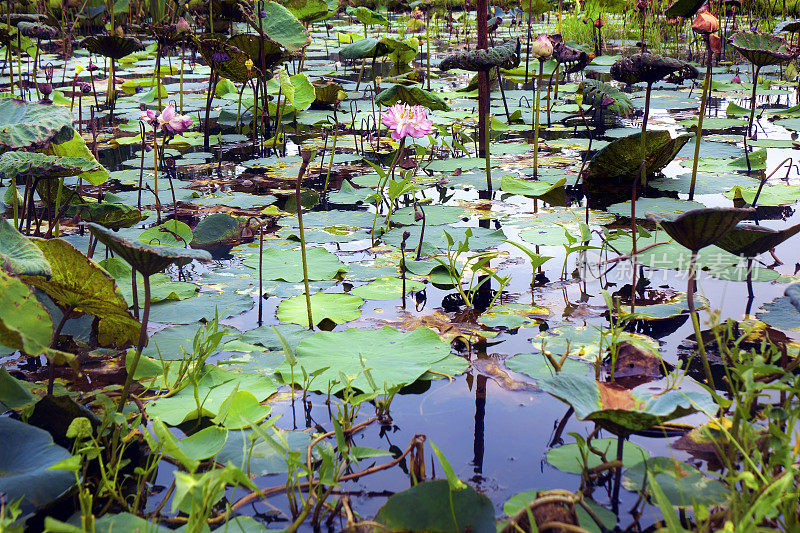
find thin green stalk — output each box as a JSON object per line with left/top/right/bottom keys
{"left": 296, "top": 156, "right": 313, "bottom": 329}
{"left": 687, "top": 250, "right": 714, "bottom": 388}
{"left": 533, "top": 60, "right": 543, "bottom": 178}
{"left": 689, "top": 37, "right": 713, "bottom": 201}
{"left": 118, "top": 274, "right": 150, "bottom": 412}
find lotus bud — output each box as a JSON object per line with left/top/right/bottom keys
{"left": 80, "top": 82, "right": 92, "bottom": 94}
{"left": 575, "top": 92, "right": 583, "bottom": 108}
{"left": 593, "top": 17, "right": 604, "bottom": 28}
{"left": 241, "top": 179, "right": 253, "bottom": 188}
{"left": 732, "top": 72, "right": 741, "bottom": 83}
{"left": 692, "top": 12, "right": 719, "bottom": 34}
{"left": 176, "top": 16, "right": 190, "bottom": 33}
{"left": 375, "top": 76, "right": 382, "bottom": 86}
{"left": 240, "top": 225, "right": 254, "bottom": 239}
{"left": 300, "top": 148, "right": 315, "bottom": 164}
{"left": 414, "top": 209, "right": 423, "bottom": 222}
{"left": 636, "top": 0, "right": 649, "bottom": 10}
{"left": 245, "top": 58, "right": 254, "bottom": 71}
{"left": 531, "top": 34, "right": 553, "bottom": 59}
{"left": 402, "top": 230, "right": 411, "bottom": 243}
{"left": 115, "top": 26, "right": 125, "bottom": 37}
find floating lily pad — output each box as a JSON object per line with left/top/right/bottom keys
{"left": 532, "top": 325, "right": 659, "bottom": 362}
{"left": 756, "top": 296, "right": 800, "bottom": 331}
{"left": 504, "top": 490, "right": 616, "bottom": 533}
{"left": 506, "top": 353, "right": 590, "bottom": 379}
{"left": 375, "top": 480, "right": 495, "bottom": 533}
{"left": 547, "top": 438, "right": 649, "bottom": 474}
{"left": 277, "top": 326, "right": 455, "bottom": 393}
{"left": 244, "top": 247, "right": 346, "bottom": 282}
{"left": 477, "top": 303, "right": 549, "bottom": 329}
{"left": 351, "top": 277, "right": 424, "bottom": 300}
{"left": 277, "top": 292, "right": 363, "bottom": 326}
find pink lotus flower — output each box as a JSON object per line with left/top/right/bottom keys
{"left": 139, "top": 108, "right": 158, "bottom": 126}
{"left": 381, "top": 103, "right": 434, "bottom": 141}
{"left": 157, "top": 104, "right": 194, "bottom": 134}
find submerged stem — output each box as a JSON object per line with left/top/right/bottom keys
{"left": 687, "top": 250, "right": 714, "bottom": 388}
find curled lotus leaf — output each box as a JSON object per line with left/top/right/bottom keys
{"left": 375, "top": 83, "right": 451, "bottom": 111}
{"left": 0, "top": 219, "right": 51, "bottom": 277}
{"left": 583, "top": 131, "right": 691, "bottom": 191}
{"left": 539, "top": 373, "right": 717, "bottom": 433}
{"left": 339, "top": 37, "right": 410, "bottom": 60}
{"left": 0, "top": 151, "right": 99, "bottom": 180}
{"left": 665, "top": 0, "right": 705, "bottom": 18}
{"left": 17, "top": 21, "right": 58, "bottom": 39}
{"left": 550, "top": 35, "right": 590, "bottom": 73}
{"left": 439, "top": 38, "right": 520, "bottom": 72}
{"left": 729, "top": 31, "right": 798, "bottom": 67}
{"left": 82, "top": 35, "right": 144, "bottom": 60}
{"left": 87, "top": 222, "right": 212, "bottom": 277}
{"left": 196, "top": 35, "right": 252, "bottom": 83}
{"left": 228, "top": 33, "right": 290, "bottom": 73}
{"left": 0, "top": 98, "right": 75, "bottom": 150}
{"left": 649, "top": 207, "right": 754, "bottom": 252}
{"left": 312, "top": 81, "right": 346, "bottom": 107}
{"left": 20, "top": 238, "right": 141, "bottom": 348}
{"left": 715, "top": 222, "right": 800, "bottom": 258}
{"left": 775, "top": 19, "right": 800, "bottom": 34}
{"left": 610, "top": 53, "right": 698, "bottom": 85}
{"left": 579, "top": 79, "right": 634, "bottom": 117}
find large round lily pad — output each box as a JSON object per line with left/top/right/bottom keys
{"left": 277, "top": 326, "right": 456, "bottom": 393}
{"left": 0, "top": 417, "right": 75, "bottom": 514}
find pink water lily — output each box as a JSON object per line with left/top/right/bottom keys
{"left": 381, "top": 103, "right": 434, "bottom": 141}
{"left": 157, "top": 104, "right": 194, "bottom": 134}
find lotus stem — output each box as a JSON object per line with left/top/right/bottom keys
{"left": 323, "top": 123, "right": 339, "bottom": 194}
{"left": 484, "top": 112, "right": 492, "bottom": 191}
{"left": 296, "top": 154, "right": 314, "bottom": 330}
{"left": 689, "top": 36, "right": 713, "bottom": 201}
{"left": 371, "top": 137, "right": 405, "bottom": 246}
{"left": 131, "top": 269, "right": 139, "bottom": 321}
{"left": 118, "top": 273, "right": 150, "bottom": 412}
{"left": 180, "top": 47, "right": 185, "bottom": 114}
{"left": 153, "top": 125, "right": 161, "bottom": 224}
{"left": 533, "top": 60, "right": 544, "bottom": 179}
{"left": 257, "top": 221, "right": 264, "bottom": 325}
{"left": 687, "top": 250, "right": 714, "bottom": 388}
{"left": 748, "top": 65, "right": 761, "bottom": 139}
{"left": 47, "top": 305, "right": 75, "bottom": 396}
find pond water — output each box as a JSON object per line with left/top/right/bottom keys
{"left": 3, "top": 6, "right": 800, "bottom": 532}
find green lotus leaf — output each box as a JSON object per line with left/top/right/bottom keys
{"left": 583, "top": 131, "right": 691, "bottom": 192}
{"left": 278, "top": 0, "right": 334, "bottom": 22}
{"left": 276, "top": 326, "right": 455, "bottom": 393}
{"left": 139, "top": 220, "right": 194, "bottom": 247}
{"left": 578, "top": 79, "right": 634, "bottom": 117}
{"left": 504, "top": 489, "right": 616, "bottom": 533}
{"left": 477, "top": 303, "right": 549, "bottom": 329}
{"left": 715, "top": 222, "right": 800, "bottom": 258}
{"left": 0, "top": 98, "right": 75, "bottom": 150}
{"left": 500, "top": 175, "right": 566, "bottom": 198}
{"left": 0, "top": 219, "right": 51, "bottom": 277}
{"left": 277, "top": 292, "right": 363, "bottom": 326}
{"left": 196, "top": 34, "right": 253, "bottom": 83}
{"left": 351, "top": 276, "right": 424, "bottom": 300}
{"left": 278, "top": 70, "right": 315, "bottom": 111}
{"left": 0, "top": 269, "right": 53, "bottom": 355}
{"left": 776, "top": 19, "right": 800, "bottom": 34}
{"left": 0, "top": 417, "right": 75, "bottom": 515}
{"left": 49, "top": 130, "right": 110, "bottom": 186}
{"left": 532, "top": 325, "right": 659, "bottom": 362}
{"left": 339, "top": 37, "right": 402, "bottom": 60}
{"left": 228, "top": 33, "right": 290, "bottom": 73}
{"left": 257, "top": 1, "right": 310, "bottom": 52}
{"left": 88, "top": 223, "right": 212, "bottom": 278}
{"left": 506, "top": 353, "right": 590, "bottom": 379}
{"left": 21, "top": 238, "right": 140, "bottom": 348}
{"left": 623, "top": 457, "right": 729, "bottom": 508}
{"left": 756, "top": 295, "right": 800, "bottom": 331}
{"left": 664, "top": 0, "right": 705, "bottom": 18}
{"left": 244, "top": 246, "right": 346, "bottom": 282}
{"left": 0, "top": 151, "right": 99, "bottom": 181}
{"left": 649, "top": 207, "right": 754, "bottom": 252}
{"left": 729, "top": 31, "right": 798, "bottom": 67}
{"left": 375, "top": 83, "right": 451, "bottom": 111}
{"left": 610, "top": 53, "right": 698, "bottom": 85}
{"left": 539, "top": 373, "right": 717, "bottom": 433}
{"left": 313, "top": 81, "right": 347, "bottom": 108}
{"left": 82, "top": 34, "right": 144, "bottom": 60}
{"left": 345, "top": 5, "right": 389, "bottom": 26}
{"left": 547, "top": 438, "right": 649, "bottom": 474}
{"left": 65, "top": 202, "right": 145, "bottom": 230}
{"left": 191, "top": 213, "right": 245, "bottom": 250}
{"left": 145, "top": 365, "right": 276, "bottom": 426}
{"left": 216, "top": 428, "right": 313, "bottom": 476}
{"left": 375, "top": 480, "right": 495, "bottom": 533}
{"left": 787, "top": 284, "right": 800, "bottom": 314}
{"left": 439, "top": 38, "right": 520, "bottom": 72}
{"left": 100, "top": 257, "right": 199, "bottom": 307}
